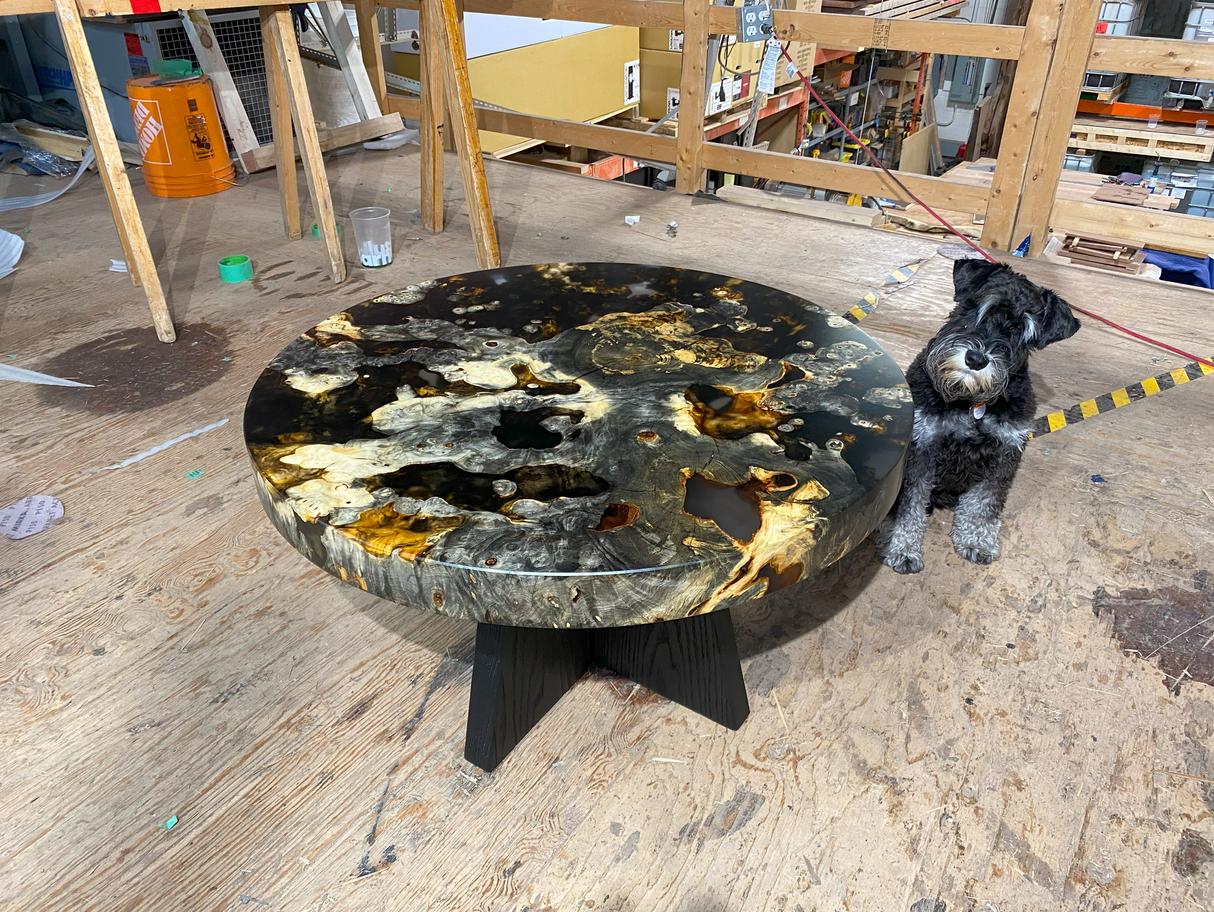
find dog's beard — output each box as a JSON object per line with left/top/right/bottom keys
{"left": 924, "top": 334, "right": 1010, "bottom": 402}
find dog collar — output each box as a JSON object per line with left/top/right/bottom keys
{"left": 972, "top": 401, "right": 987, "bottom": 419}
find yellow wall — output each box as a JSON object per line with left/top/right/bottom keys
{"left": 394, "top": 26, "right": 640, "bottom": 154}
{"left": 639, "top": 43, "right": 763, "bottom": 122}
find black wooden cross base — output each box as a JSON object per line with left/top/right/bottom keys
{"left": 464, "top": 608, "right": 750, "bottom": 771}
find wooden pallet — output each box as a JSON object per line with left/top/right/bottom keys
{"left": 1070, "top": 116, "right": 1214, "bottom": 162}
{"left": 1079, "top": 81, "right": 1127, "bottom": 104}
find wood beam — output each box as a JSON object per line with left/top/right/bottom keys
{"left": 766, "top": 8, "right": 1023, "bottom": 58}
{"left": 268, "top": 6, "right": 346, "bottom": 282}
{"left": 1011, "top": 0, "right": 1103, "bottom": 257}
{"left": 1089, "top": 35, "right": 1214, "bottom": 79}
{"left": 388, "top": 94, "right": 985, "bottom": 212}
{"left": 53, "top": 0, "right": 174, "bottom": 342}
{"left": 316, "top": 0, "right": 383, "bottom": 120}
{"left": 436, "top": 0, "right": 500, "bottom": 268}
{"left": 181, "top": 8, "right": 261, "bottom": 173}
{"left": 676, "top": 0, "right": 709, "bottom": 194}
{"left": 378, "top": 0, "right": 1025, "bottom": 58}
{"left": 701, "top": 143, "right": 990, "bottom": 212}
{"left": 354, "top": 0, "right": 389, "bottom": 110}
{"left": 1051, "top": 199, "right": 1214, "bottom": 259}
{"left": 261, "top": 6, "right": 300, "bottom": 239}
{"left": 419, "top": 0, "right": 445, "bottom": 233}
{"left": 981, "top": 0, "right": 1064, "bottom": 251}
{"left": 242, "top": 113, "right": 404, "bottom": 173}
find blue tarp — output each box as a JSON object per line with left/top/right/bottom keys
{"left": 1143, "top": 249, "right": 1214, "bottom": 289}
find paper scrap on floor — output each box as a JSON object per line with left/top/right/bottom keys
{"left": 0, "top": 495, "right": 64, "bottom": 540}
{"left": 0, "top": 228, "right": 24, "bottom": 280}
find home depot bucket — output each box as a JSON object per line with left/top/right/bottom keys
{"left": 127, "top": 74, "right": 234, "bottom": 198}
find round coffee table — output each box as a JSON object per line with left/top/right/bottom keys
{"left": 244, "top": 263, "right": 912, "bottom": 770}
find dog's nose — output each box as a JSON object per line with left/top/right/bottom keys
{"left": 964, "top": 349, "right": 989, "bottom": 370}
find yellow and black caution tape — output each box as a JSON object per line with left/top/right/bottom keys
{"left": 1028, "top": 357, "right": 1214, "bottom": 439}
{"left": 843, "top": 258, "right": 925, "bottom": 324}
{"left": 839, "top": 255, "right": 1212, "bottom": 441}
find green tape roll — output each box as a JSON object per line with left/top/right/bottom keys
{"left": 218, "top": 255, "right": 253, "bottom": 283}
{"left": 311, "top": 223, "right": 342, "bottom": 238}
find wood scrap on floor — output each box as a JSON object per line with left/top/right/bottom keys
{"left": 13, "top": 119, "right": 142, "bottom": 167}
{"left": 886, "top": 202, "right": 983, "bottom": 237}
{"left": 715, "top": 183, "right": 885, "bottom": 226}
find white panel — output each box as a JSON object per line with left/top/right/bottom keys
{"left": 390, "top": 10, "right": 606, "bottom": 57}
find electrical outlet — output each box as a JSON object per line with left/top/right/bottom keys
{"left": 736, "top": 1, "right": 773, "bottom": 43}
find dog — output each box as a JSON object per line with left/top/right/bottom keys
{"left": 876, "top": 258, "right": 1081, "bottom": 574}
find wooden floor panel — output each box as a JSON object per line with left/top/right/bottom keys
{"left": 1, "top": 151, "right": 1212, "bottom": 911}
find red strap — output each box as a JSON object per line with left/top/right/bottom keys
{"left": 129, "top": 0, "right": 163, "bottom": 12}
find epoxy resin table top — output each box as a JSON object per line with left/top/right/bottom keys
{"left": 244, "top": 263, "right": 912, "bottom": 628}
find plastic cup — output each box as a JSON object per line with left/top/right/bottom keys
{"left": 1148, "top": 113, "right": 1161, "bottom": 129}
{"left": 350, "top": 207, "right": 392, "bottom": 267}
{"left": 1198, "top": 119, "right": 1209, "bottom": 135}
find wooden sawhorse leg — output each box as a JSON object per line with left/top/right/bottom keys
{"left": 260, "top": 8, "right": 301, "bottom": 241}
{"left": 265, "top": 6, "right": 345, "bottom": 282}
{"left": 434, "top": 0, "right": 499, "bottom": 268}
{"left": 419, "top": 0, "right": 444, "bottom": 234}
{"left": 53, "top": 0, "right": 175, "bottom": 342}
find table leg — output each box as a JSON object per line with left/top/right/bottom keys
{"left": 465, "top": 624, "right": 592, "bottom": 772}
{"left": 464, "top": 609, "right": 750, "bottom": 771}
{"left": 595, "top": 609, "right": 750, "bottom": 731}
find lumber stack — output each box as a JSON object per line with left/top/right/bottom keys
{"left": 1058, "top": 232, "right": 1147, "bottom": 274}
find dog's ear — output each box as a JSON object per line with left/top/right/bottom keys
{"left": 1032, "top": 289, "right": 1081, "bottom": 349}
{"left": 953, "top": 258, "right": 1002, "bottom": 297}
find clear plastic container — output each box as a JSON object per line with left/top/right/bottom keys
{"left": 1184, "top": 2, "right": 1214, "bottom": 41}
{"left": 350, "top": 207, "right": 393, "bottom": 267}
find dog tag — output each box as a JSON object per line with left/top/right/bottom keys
{"left": 972, "top": 402, "right": 987, "bottom": 419}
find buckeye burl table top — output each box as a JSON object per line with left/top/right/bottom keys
{"left": 244, "top": 263, "right": 912, "bottom": 629}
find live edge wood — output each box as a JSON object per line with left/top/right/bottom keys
{"left": 466, "top": 610, "right": 749, "bottom": 771}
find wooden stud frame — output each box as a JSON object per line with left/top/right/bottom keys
{"left": 14, "top": 0, "right": 1214, "bottom": 285}
{"left": 368, "top": 0, "right": 1214, "bottom": 257}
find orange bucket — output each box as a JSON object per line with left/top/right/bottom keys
{"left": 127, "top": 74, "right": 235, "bottom": 198}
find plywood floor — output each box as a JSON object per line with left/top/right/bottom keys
{"left": 2, "top": 150, "right": 1213, "bottom": 912}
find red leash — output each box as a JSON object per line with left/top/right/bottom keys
{"left": 776, "top": 45, "right": 1214, "bottom": 371}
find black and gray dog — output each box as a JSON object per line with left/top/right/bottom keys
{"left": 876, "top": 258, "right": 1081, "bottom": 574}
